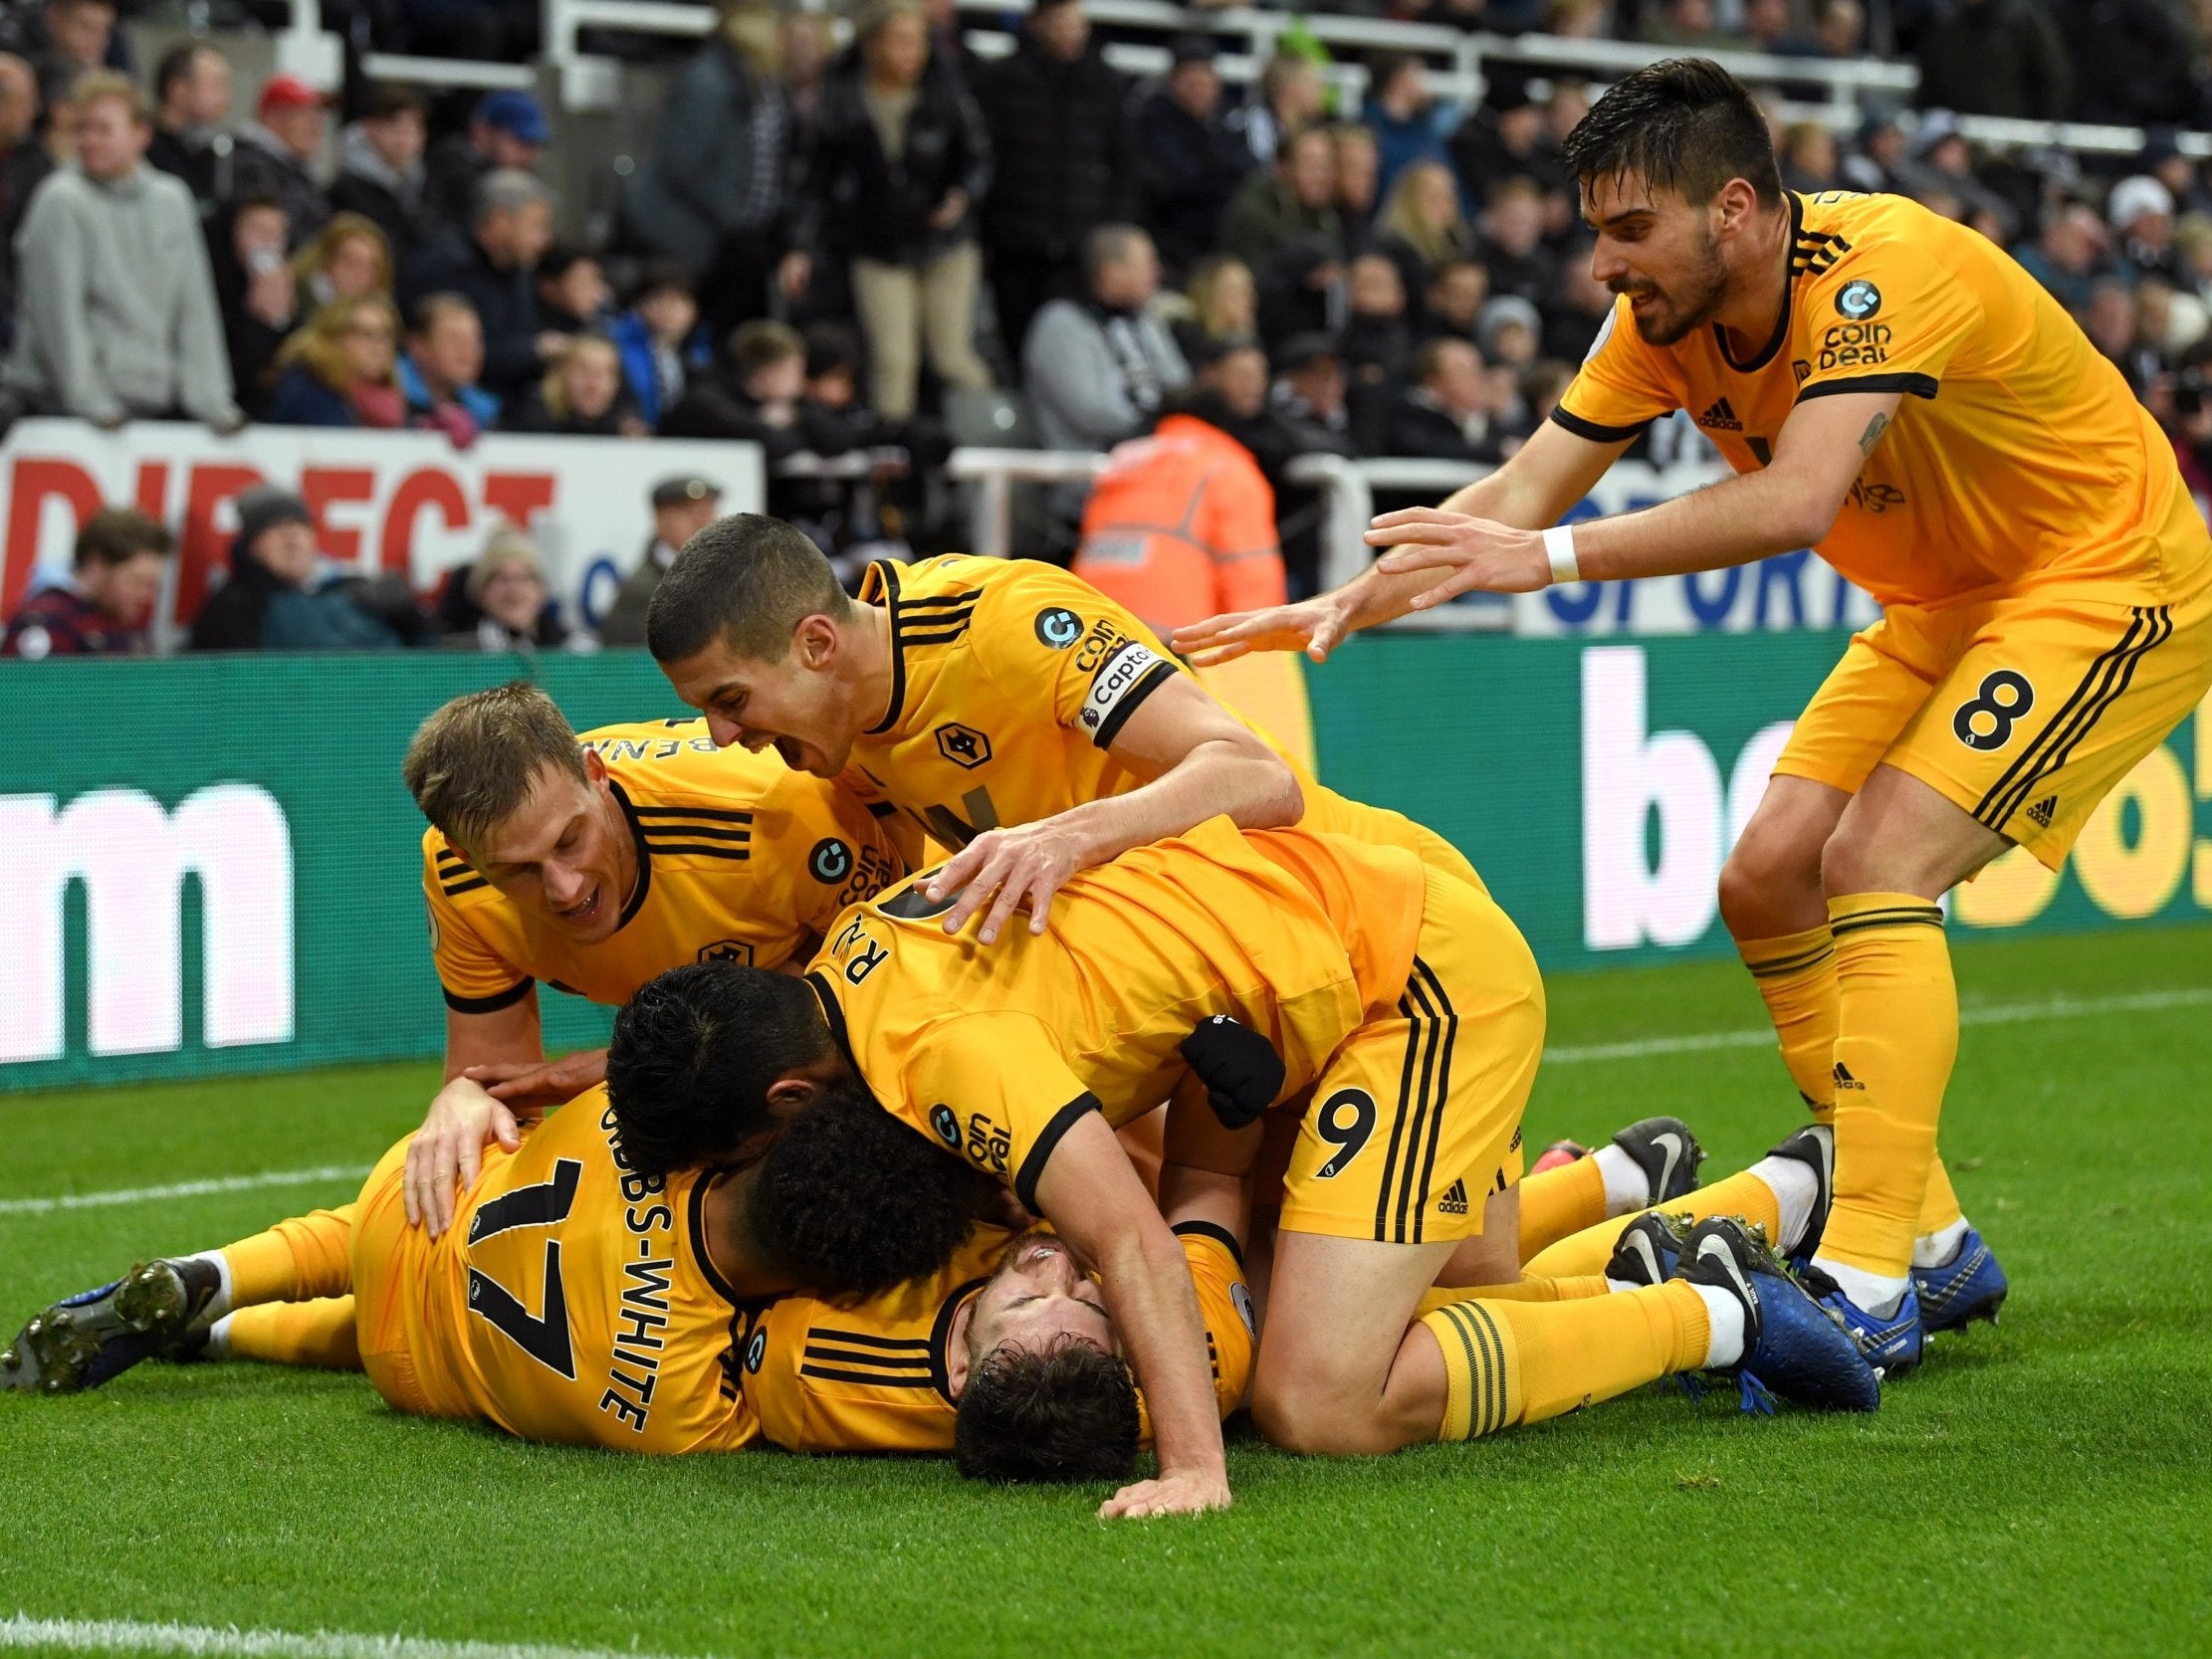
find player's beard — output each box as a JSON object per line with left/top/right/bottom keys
{"left": 1624, "top": 225, "right": 1730, "bottom": 346}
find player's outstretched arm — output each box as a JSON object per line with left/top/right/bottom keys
{"left": 1034, "top": 1111, "right": 1232, "bottom": 1520}
{"left": 1173, "top": 419, "right": 1628, "bottom": 666}
{"left": 1367, "top": 390, "right": 1902, "bottom": 607}
{"left": 923, "top": 673, "right": 1300, "bottom": 943}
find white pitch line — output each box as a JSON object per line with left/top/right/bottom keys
{"left": 1545, "top": 984, "right": 2212, "bottom": 1065}
{"left": 1, "top": 987, "right": 2204, "bottom": 1219}
{"left": 0, "top": 1165, "right": 370, "bottom": 1218}
{"left": 0, "top": 1615, "right": 708, "bottom": 1659}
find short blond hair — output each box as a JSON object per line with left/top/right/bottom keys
{"left": 402, "top": 682, "right": 585, "bottom": 852}
{"left": 71, "top": 70, "right": 146, "bottom": 123}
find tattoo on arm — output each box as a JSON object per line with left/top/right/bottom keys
{"left": 1858, "top": 413, "right": 1890, "bottom": 456}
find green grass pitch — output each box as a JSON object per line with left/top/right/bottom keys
{"left": 3, "top": 925, "right": 2209, "bottom": 1658}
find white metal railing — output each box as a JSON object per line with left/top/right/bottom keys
{"left": 535, "top": 0, "right": 2206, "bottom": 159}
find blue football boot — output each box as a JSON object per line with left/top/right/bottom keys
{"left": 0, "top": 1259, "right": 221, "bottom": 1394}
{"left": 1913, "top": 1227, "right": 2009, "bottom": 1334}
{"left": 1675, "top": 1216, "right": 1881, "bottom": 1413}
{"left": 1800, "top": 1264, "right": 1924, "bottom": 1377}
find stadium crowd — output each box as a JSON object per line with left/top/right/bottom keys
{"left": 6, "top": 0, "right": 2212, "bottom": 652}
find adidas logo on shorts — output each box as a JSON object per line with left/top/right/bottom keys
{"left": 1833, "top": 1061, "right": 1867, "bottom": 1091}
{"left": 1437, "top": 1179, "right": 1469, "bottom": 1216}
{"left": 2026, "top": 795, "right": 2058, "bottom": 828}
{"left": 1696, "top": 397, "right": 1743, "bottom": 431}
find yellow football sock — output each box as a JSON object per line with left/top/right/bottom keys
{"left": 1820, "top": 893, "right": 1956, "bottom": 1279}
{"left": 1422, "top": 1279, "right": 1708, "bottom": 1440}
{"left": 1417, "top": 1275, "right": 1610, "bottom": 1318}
{"left": 1516, "top": 1157, "right": 1608, "bottom": 1261}
{"left": 1521, "top": 1170, "right": 1784, "bottom": 1279}
{"left": 222, "top": 1202, "right": 356, "bottom": 1306}
{"left": 1737, "top": 925, "right": 1839, "bottom": 1123}
{"left": 223, "top": 1297, "right": 360, "bottom": 1369}
{"left": 1919, "top": 1158, "right": 1965, "bottom": 1237}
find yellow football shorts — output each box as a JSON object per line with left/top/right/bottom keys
{"left": 1778, "top": 568, "right": 2212, "bottom": 870}
{"left": 1279, "top": 871, "right": 1544, "bottom": 1245}
{"left": 349, "top": 1138, "right": 471, "bottom": 1421}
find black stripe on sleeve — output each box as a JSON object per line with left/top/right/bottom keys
{"left": 1171, "top": 1219, "right": 1246, "bottom": 1272}
{"left": 1548, "top": 406, "right": 1655, "bottom": 444}
{"left": 443, "top": 977, "right": 534, "bottom": 1014}
{"left": 1089, "top": 658, "right": 1178, "bottom": 750}
{"left": 1795, "top": 372, "right": 1938, "bottom": 402}
{"left": 1012, "top": 1092, "right": 1102, "bottom": 1213}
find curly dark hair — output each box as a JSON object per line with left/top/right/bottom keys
{"left": 747, "top": 1082, "right": 998, "bottom": 1297}
{"left": 953, "top": 1338, "right": 1141, "bottom": 1484}
{"left": 606, "top": 962, "right": 831, "bottom": 1176}
{"left": 1559, "top": 58, "right": 1782, "bottom": 209}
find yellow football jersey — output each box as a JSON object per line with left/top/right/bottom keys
{"left": 742, "top": 1222, "right": 1254, "bottom": 1453}
{"left": 382, "top": 1085, "right": 758, "bottom": 1453}
{"left": 1555, "top": 190, "right": 2212, "bottom": 608}
{"left": 426, "top": 718, "right": 902, "bottom": 1012}
{"left": 851, "top": 555, "right": 1479, "bottom": 884}
{"left": 805, "top": 817, "right": 1426, "bottom": 1207}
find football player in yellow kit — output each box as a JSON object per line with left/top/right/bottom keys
{"left": 643, "top": 514, "right": 1484, "bottom": 952}
{"left": 607, "top": 829, "right": 1879, "bottom": 1520}
{"left": 398, "top": 683, "right": 899, "bottom": 1234}
{"left": 1178, "top": 59, "right": 2212, "bottom": 1372}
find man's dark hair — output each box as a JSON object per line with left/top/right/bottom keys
{"left": 747, "top": 1082, "right": 996, "bottom": 1295}
{"left": 643, "top": 512, "right": 851, "bottom": 665}
{"left": 1558, "top": 58, "right": 1782, "bottom": 209}
{"left": 410, "top": 291, "right": 479, "bottom": 337}
{"left": 954, "top": 1340, "right": 1141, "bottom": 1483}
{"left": 359, "top": 81, "right": 426, "bottom": 121}
{"left": 75, "top": 507, "right": 170, "bottom": 569}
{"left": 626, "top": 258, "right": 694, "bottom": 309}
{"left": 152, "top": 42, "right": 216, "bottom": 107}
{"left": 605, "top": 962, "right": 832, "bottom": 1175}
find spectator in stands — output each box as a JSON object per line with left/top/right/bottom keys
{"left": 1893, "top": 112, "right": 2016, "bottom": 240}
{"left": 210, "top": 194, "right": 300, "bottom": 417}
{"left": 600, "top": 474, "right": 721, "bottom": 647}
{"left": 2012, "top": 199, "right": 2109, "bottom": 313}
{"left": 1374, "top": 158, "right": 1475, "bottom": 318}
{"left": 267, "top": 296, "right": 406, "bottom": 428}
{"left": 2144, "top": 133, "right": 2212, "bottom": 222}
{"left": 229, "top": 76, "right": 332, "bottom": 250}
{"left": 1341, "top": 252, "right": 1411, "bottom": 450}
{"left": 1255, "top": 232, "right": 1344, "bottom": 347}
{"left": 781, "top": 9, "right": 834, "bottom": 145}
{"left": 442, "top": 526, "right": 571, "bottom": 652}
{"left": 2086, "top": 277, "right": 2151, "bottom": 392}
{"left": 1383, "top": 335, "right": 1516, "bottom": 463}
{"left": 1738, "top": 0, "right": 1816, "bottom": 52}
{"left": 1810, "top": 0, "right": 1867, "bottom": 55}
{"left": 1361, "top": 54, "right": 1452, "bottom": 199}
{"left": 804, "top": 0, "right": 995, "bottom": 424}
{"left": 1222, "top": 123, "right": 1340, "bottom": 273}
{"left": 1173, "top": 252, "right": 1257, "bottom": 365}
{"left": 973, "top": 0, "right": 1136, "bottom": 358}
{"left": 423, "top": 90, "right": 546, "bottom": 236}
{"left": 1448, "top": 74, "right": 1552, "bottom": 214}
{"left": 1476, "top": 176, "right": 1556, "bottom": 308}
{"left": 2, "top": 506, "right": 169, "bottom": 657}
{"left": 2172, "top": 214, "right": 2212, "bottom": 309}
{"left": 610, "top": 262, "right": 710, "bottom": 430}
{"left": 1778, "top": 121, "right": 1840, "bottom": 193}
{"left": 1840, "top": 108, "right": 1907, "bottom": 193}
{"left": 665, "top": 318, "right": 835, "bottom": 456}
{"left": 507, "top": 333, "right": 643, "bottom": 436}
{"left": 1539, "top": 246, "right": 1612, "bottom": 361}
{"left": 2111, "top": 175, "right": 2180, "bottom": 284}
{"left": 1024, "top": 224, "right": 1188, "bottom": 452}
{"left": 1071, "top": 373, "right": 1285, "bottom": 638}
{"left": 2060, "top": 0, "right": 2198, "bottom": 124}
{"left": 4, "top": 75, "right": 242, "bottom": 432}
{"left": 146, "top": 42, "right": 232, "bottom": 217}
{"left": 1136, "top": 36, "right": 1252, "bottom": 278}
{"left": 535, "top": 245, "right": 613, "bottom": 334}
{"left": 330, "top": 84, "right": 431, "bottom": 269}
{"left": 0, "top": 54, "right": 51, "bottom": 352}
{"left": 400, "top": 293, "right": 499, "bottom": 445}
{"left": 1332, "top": 121, "right": 1381, "bottom": 240}
{"left": 1424, "top": 256, "right": 1487, "bottom": 343}
{"left": 1915, "top": 0, "right": 2070, "bottom": 122}
{"left": 1477, "top": 294, "right": 1540, "bottom": 373}
{"left": 1, "top": 0, "right": 124, "bottom": 108}
{"left": 1227, "top": 50, "right": 1324, "bottom": 168}
{"left": 404, "top": 168, "right": 554, "bottom": 400}
{"left": 1269, "top": 330, "right": 1353, "bottom": 454}
{"left": 622, "top": 0, "right": 803, "bottom": 340}
{"left": 189, "top": 487, "right": 406, "bottom": 652}
{"left": 1544, "top": 0, "right": 1610, "bottom": 36}
{"left": 1644, "top": 0, "right": 1723, "bottom": 48}
{"left": 294, "top": 213, "right": 392, "bottom": 310}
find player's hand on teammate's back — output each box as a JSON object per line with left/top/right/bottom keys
{"left": 922, "top": 819, "right": 1095, "bottom": 944}
{"left": 1098, "top": 1469, "right": 1233, "bottom": 1521}
{"left": 1365, "top": 508, "right": 1549, "bottom": 603}
{"left": 404, "top": 1077, "right": 523, "bottom": 1237}
{"left": 472, "top": 1048, "right": 610, "bottom": 1115}
{"left": 1172, "top": 594, "right": 1358, "bottom": 667}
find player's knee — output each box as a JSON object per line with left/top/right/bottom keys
{"left": 1249, "top": 1373, "right": 1400, "bottom": 1456}
{"left": 1718, "top": 823, "right": 1819, "bottom": 935}
{"left": 1819, "top": 818, "right": 1884, "bottom": 899}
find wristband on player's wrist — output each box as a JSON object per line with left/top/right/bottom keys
{"left": 1542, "top": 524, "right": 1582, "bottom": 586}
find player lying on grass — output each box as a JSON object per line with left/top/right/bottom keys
{"left": 1181, "top": 60, "right": 2212, "bottom": 1371}
{"left": 397, "top": 683, "right": 901, "bottom": 1228}
{"left": 609, "top": 821, "right": 1880, "bottom": 1519}
{"left": 0, "top": 1013, "right": 999, "bottom": 1445}
{"left": 644, "top": 513, "right": 1488, "bottom": 953}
